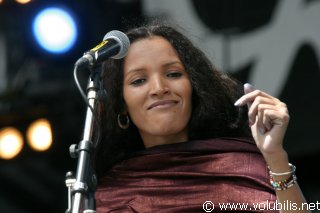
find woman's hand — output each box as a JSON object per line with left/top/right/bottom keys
{"left": 234, "top": 83, "right": 290, "bottom": 156}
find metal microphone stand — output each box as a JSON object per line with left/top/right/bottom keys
{"left": 65, "top": 67, "right": 100, "bottom": 213}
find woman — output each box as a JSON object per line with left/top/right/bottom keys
{"left": 94, "top": 24, "right": 310, "bottom": 212}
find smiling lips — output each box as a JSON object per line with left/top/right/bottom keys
{"left": 147, "top": 100, "right": 179, "bottom": 110}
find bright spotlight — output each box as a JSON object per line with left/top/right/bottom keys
{"left": 27, "top": 118, "right": 52, "bottom": 151}
{"left": 32, "top": 7, "right": 77, "bottom": 54}
{"left": 16, "top": 0, "right": 32, "bottom": 4}
{"left": 0, "top": 127, "right": 24, "bottom": 160}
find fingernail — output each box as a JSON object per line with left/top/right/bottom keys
{"left": 234, "top": 99, "right": 241, "bottom": 106}
{"left": 244, "top": 83, "right": 254, "bottom": 94}
{"left": 244, "top": 83, "right": 254, "bottom": 90}
{"left": 259, "top": 128, "right": 265, "bottom": 134}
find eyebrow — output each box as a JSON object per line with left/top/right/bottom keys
{"left": 163, "top": 61, "right": 184, "bottom": 68}
{"left": 125, "top": 60, "right": 184, "bottom": 75}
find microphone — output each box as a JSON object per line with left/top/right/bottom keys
{"left": 75, "top": 30, "right": 130, "bottom": 69}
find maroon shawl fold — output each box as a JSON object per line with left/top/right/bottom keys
{"left": 95, "top": 137, "right": 278, "bottom": 212}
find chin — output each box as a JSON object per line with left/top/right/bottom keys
{"left": 150, "top": 124, "right": 186, "bottom": 136}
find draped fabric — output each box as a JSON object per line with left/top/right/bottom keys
{"left": 95, "top": 137, "right": 278, "bottom": 212}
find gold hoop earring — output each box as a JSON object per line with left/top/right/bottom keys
{"left": 117, "top": 114, "right": 130, "bottom": 129}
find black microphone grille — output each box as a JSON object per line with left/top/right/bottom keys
{"left": 103, "top": 30, "right": 130, "bottom": 59}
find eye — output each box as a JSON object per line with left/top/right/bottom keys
{"left": 130, "top": 78, "right": 146, "bottom": 86}
{"left": 166, "top": 71, "right": 183, "bottom": 78}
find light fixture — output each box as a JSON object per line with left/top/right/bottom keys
{"left": 0, "top": 127, "right": 24, "bottom": 160}
{"left": 26, "top": 118, "right": 52, "bottom": 151}
{"left": 32, "top": 6, "right": 78, "bottom": 54}
{"left": 15, "top": 0, "right": 32, "bottom": 4}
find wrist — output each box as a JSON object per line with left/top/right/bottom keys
{"left": 262, "top": 149, "right": 290, "bottom": 172}
{"left": 269, "top": 163, "right": 297, "bottom": 190}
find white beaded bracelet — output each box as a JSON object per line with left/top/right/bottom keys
{"left": 269, "top": 163, "right": 296, "bottom": 176}
{"left": 269, "top": 163, "right": 298, "bottom": 191}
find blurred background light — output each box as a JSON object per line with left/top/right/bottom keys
{"left": 0, "top": 127, "right": 24, "bottom": 160}
{"left": 15, "top": 0, "right": 32, "bottom": 4}
{"left": 26, "top": 118, "right": 52, "bottom": 151}
{"left": 32, "top": 6, "right": 78, "bottom": 54}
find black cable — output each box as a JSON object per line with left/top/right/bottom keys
{"left": 73, "top": 65, "right": 102, "bottom": 149}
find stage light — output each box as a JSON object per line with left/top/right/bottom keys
{"left": 15, "top": 0, "right": 32, "bottom": 4}
{"left": 0, "top": 127, "right": 24, "bottom": 160}
{"left": 32, "top": 6, "right": 78, "bottom": 54}
{"left": 26, "top": 118, "right": 52, "bottom": 151}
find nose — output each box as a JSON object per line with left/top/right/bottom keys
{"left": 149, "top": 74, "right": 169, "bottom": 97}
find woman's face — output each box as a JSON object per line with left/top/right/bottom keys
{"left": 123, "top": 36, "right": 192, "bottom": 148}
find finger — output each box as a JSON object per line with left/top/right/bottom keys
{"left": 235, "top": 89, "right": 277, "bottom": 107}
{"left": 262, "top": 109, "right": 272, "bottom": 131}
{"left": 256, "top": 104, "right": 273, "bottom": 133}
{"left": 258, "top": 105, "right": 288, "bottom": 132}
{"left": 234, "top": 83, "right": 254, "bottom": 106}
{"left": 247, "top": 97, "right": 275, "bottom": 124}
{"left": 260, "top": 108, "right": 276, "bottom": 133}
{"left": 243, "top": 83, "right": 254, "bottom": 108}
{"left": 265, "top": 108, "right": 290, "bottom": 127}
{"left": 257, "top": 106, "right": 266, "bottom": 134}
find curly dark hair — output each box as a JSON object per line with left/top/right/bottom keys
{"left": 93, "top": 23, "right": 251, "bottom": 177}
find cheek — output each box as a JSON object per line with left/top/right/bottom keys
{"left": 181, "top": 81, "right": 193, "bottom": 105}
{"left": 123, "top": 88, "right": 144, "bottom": 119}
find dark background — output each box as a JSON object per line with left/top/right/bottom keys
{"left": 0, "top": 0, "right": 319, "bottom": 212}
